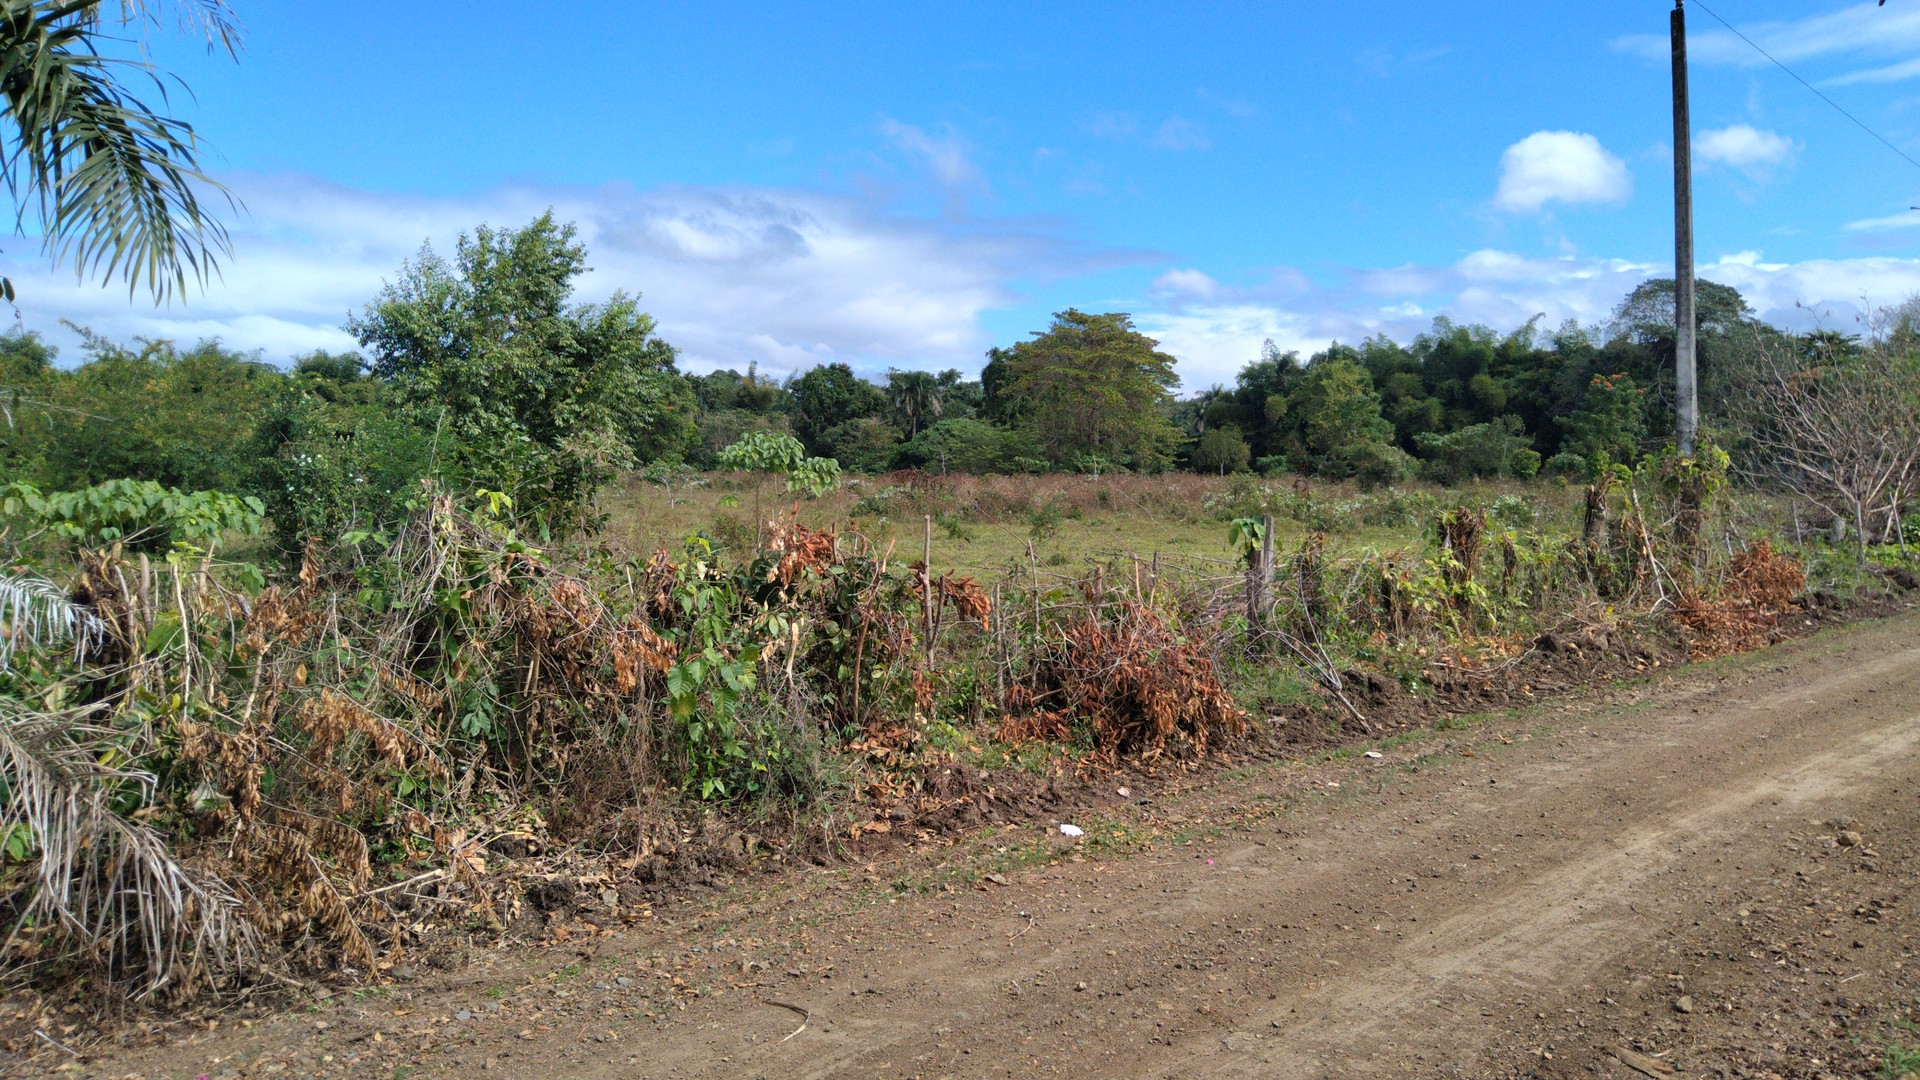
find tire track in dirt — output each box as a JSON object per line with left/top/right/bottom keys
{"left": 1193, "top": 682, "right": 1920, "bottom": 1077}
{"left": 610, "top": 624, "right": 1920, "bottom": 1080}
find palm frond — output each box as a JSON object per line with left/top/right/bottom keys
{"left": 106, "top": 0, "right": 243, "bottom": 59}
{"left": 0, "top": 0, "right": 236, "bottom": 302}
{"left": 0, "top": 697, "right": 256, "bottom": 996}
{"left": 0, "top": 568, "right": 105, "bottom": 672}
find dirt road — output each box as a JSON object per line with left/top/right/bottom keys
{"left": 70, "top": 610, "right": 1920, "bottom": 1079}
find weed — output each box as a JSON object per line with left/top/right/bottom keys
{"left": 1879, "top": 1019, "right": 1920, "bottom": 1079}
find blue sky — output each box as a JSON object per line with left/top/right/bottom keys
{"left": 16, "top": 0, "right": 1920, "bottom": 391}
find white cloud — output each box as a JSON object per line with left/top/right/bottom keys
{"left": 1493, "top": 131, "right": 1632, "bottom": 213}
{"left": 7, "top": 172, "right": 1122, "bottom": 378}
{"left": 1151, "top": 268, "right": 1219, "bottom": 298}
{"left": 26, "top": 175, "right": 1919, "bottom": 404}
{"left": 1084, "top": 111, "right": 1211, "bottom": 151}
{"left": 1825, "top": 55, "right": 1920, "bottom": 85}
{"left": 1712, "top": 250, "right": 1787, "bottom": 272}
{"left": 1845, "top": 208, "right": 1920, "bottom": 232}
{"left": 1695, "top": 125, "right": 1797, "bottom": 176}
{"left": 1133, "top": 248, "right": 1920, "bottom": 390}
{"left": 1615, "top": 2, "right": 1920, "bottom": 66}
{"left": 1084, "top": 111, "right": 1141, "bottom": 140}
{"left": 1615, "top": 3, "right": 1920, "bottom": 86}
{"left": 1151, "top": 116, "right": 1211, "bottom": 152}
{"left": 877, "top": 118, "right": 984, "bottom": 196}
{"left": 1195, "top": 88, "right": 1258, "bottom": 119}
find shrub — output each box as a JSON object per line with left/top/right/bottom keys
{"left": 1359, "top": 488, "right": 1440, "bottom": 529}
{"left": 1191, "top": 426, "right": 1252, "bottom": 475}
{"left": 1342, "top": 442, "right": 1416, "bottom": 491}
{"left": 2, "top": 479, "right": 264, "bottom": 552}
{"left": 817, "top": 417, "right": 901, "bottom": 473}
{"left": 1543, "top": 451, "right": 1589, "bottom": 479}
{"left": 1486, "top": 493, "right": 1536, "bottom": 528}
{"left": 896, "top": 418, "right": 1023, "bottom": 474}
{"left": 1414, "top": 417, "right": 1534, "bottom": 485}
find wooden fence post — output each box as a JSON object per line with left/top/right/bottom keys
{"left": 922, "top": 514, "right": 935, "bottom": 664}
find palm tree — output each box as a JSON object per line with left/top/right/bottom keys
{"left": 1189, "top": 383, "right": 1228, "bottom": 437}
{"left": 1, "top": 0, "right": 241, "bottom": 304}
{"left": 886, "top": 369, "right": 944, "bottom": 439}
{"left": 0, "top": 1, "right": 254, "bottom": 1000}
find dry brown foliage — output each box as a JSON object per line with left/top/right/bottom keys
{"left": 1003, "top": 598, "right": 1244, "bottom": 759}
{"left": 1673, "top": 541, "right": 1806, "bottom": 658}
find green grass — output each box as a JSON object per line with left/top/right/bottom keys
{"left": 1881, "top": 1032, "right": 1920, "bottom": 1079}
{"left": 593, "top": 470, "right": 1599, "bottom": 578}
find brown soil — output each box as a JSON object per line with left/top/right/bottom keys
{"left": 24, "top": 606, "right": 1920, "bottom": 1079}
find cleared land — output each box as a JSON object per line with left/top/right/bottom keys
{"left": 592, "top": 471, "right": 1583, "bottom": 575}
{"left": 64, "top": 604, "right": 1920, "bottom": 1079}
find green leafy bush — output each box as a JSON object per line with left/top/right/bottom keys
{"left": 2, "top": 479, "right": 263, "bottom": 550}
{"left": 1342, "top": 441, "right": 1416, "bottom": 491}
{"left": 1414, "top": 417, "right": 1534, "bottom": 485}
{"left": 896, "top": 418, "right": 1028, "bottom": 474}
{"left": 1190, "top": 426, "right": 1252, "bottom": 475}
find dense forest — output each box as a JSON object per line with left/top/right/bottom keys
{"left": 1, "top": 212, "right": 1878, "bottom": 552}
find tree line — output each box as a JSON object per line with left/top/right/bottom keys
{"left": 0, "top": 212, "right": 1906, "bottom": 547}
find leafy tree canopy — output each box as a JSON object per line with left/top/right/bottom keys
{"left": 788, "top": 362, "right": 884, "bottom": 454}
{"left": 347, "top": 211, "right": 694, "bottom": 536}
{"left": 996, "top": 309, "right": 1182, "bottom": 471}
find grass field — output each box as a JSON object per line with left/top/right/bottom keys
{"left": 595, "top": 469, "right": 1603, "bottom": 577}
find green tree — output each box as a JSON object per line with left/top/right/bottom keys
{"left": 1224, "top": 340, "right": 1303, "bottom": 457}
{"left": 817, "top": 416, "right": 900, "bottom": 473}
{"left": 348, "top": 212, "right": 695, "bottom": 536}
{"left": 884, "top": 369, "right": 944, "bottom": 438}
{"left": 1559, "top": 372, "right": 1646, "bottom": 469}
{"left": 1278, "top": 355, "right": 1393, "bottom": 477}
{"left": 25, "top": 332, "right": 279, "bottom": 493}
{"left": 895, "top": 417, "right": 1028, "bottom": 474}
{"left": 0, "top": 330, "right": 57, "bottom": 477}
{"left": 691, "top": 361, "right": 784, "bottom": 414}
{"left": 1413, "top": 416, "right": 1536, "bottom": 484}
{"left": 932, "top": 368, "right": 982, "bottom": 420}
{"left": 1190, "top": 425, "right": 1251, "bottom": 475}
{"left": 251, "top": 356, "right": 433, "bottom": 550}
{"left": 788, "top": 362, "right": 884, "bottom": 454}
{"left": 0, "top": 0, "right": 240, "bottom": 303}
{"left": 1607, "top": 277, "right": 1771, "bottom": 436}
{"left": 997, "top": 309, "right": 1183, "bottom": 471}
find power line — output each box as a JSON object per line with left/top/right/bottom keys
{"left": 1686, "top": 0, "right": 1920, "bottom": 176}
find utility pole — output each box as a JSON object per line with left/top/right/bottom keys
{"left": 1672, "top": 0, "right": 1698, "bottom": 457}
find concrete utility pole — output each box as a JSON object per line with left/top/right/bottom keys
{"left": 1672, "top": 0, "right": 1698, "bottom": 457}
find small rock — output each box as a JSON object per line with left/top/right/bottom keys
{"left": 1674, "top": 995, "right": 1695, "bottom": 1015}
{"left": 615, "top": 976, "right": 634, "bottom": 987}
{"left": 456, "top": 1009, "right": 473, "bottom": 1022}
{"left": 1074, "top": 981, "right": 1088, "bottom": 992}
{"left": 1837, "top": 830, "right": 1863, "bottom": 848}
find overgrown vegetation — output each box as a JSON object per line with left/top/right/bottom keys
{"left": 5, "top": 202, "right": 1920, "bottom": 1008}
